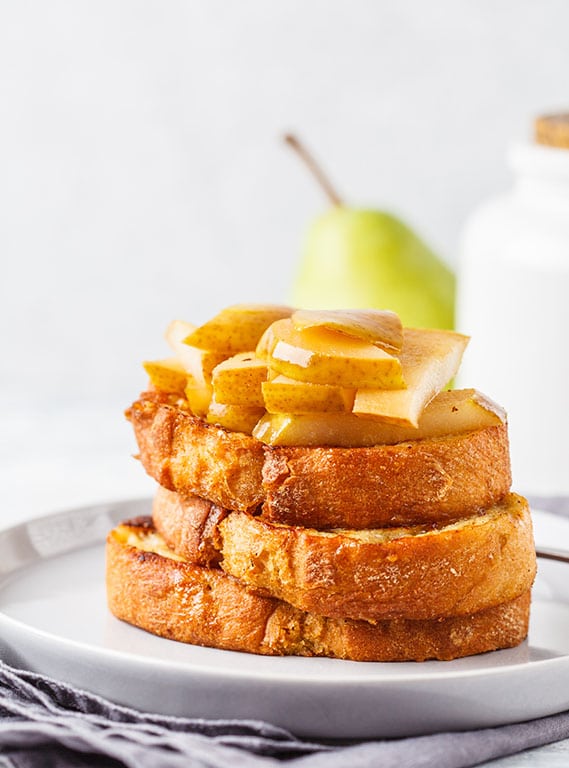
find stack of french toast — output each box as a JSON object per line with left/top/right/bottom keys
{"left": 107, "top": 305, "right": 536, "bottom": 661}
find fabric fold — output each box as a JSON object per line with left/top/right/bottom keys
{"left": 2, "top": 660, "right": 569, "bottom": 768}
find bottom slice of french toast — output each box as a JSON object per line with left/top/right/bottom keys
{"left": 106, "top": 517, "right": 531, "bottom": 662}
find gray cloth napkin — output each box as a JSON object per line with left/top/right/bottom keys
{"left": 1, "top": 495, "right": 567, "bottom": 768}
{"left": 2, "top": 659, "right": 569, "bottom": 768}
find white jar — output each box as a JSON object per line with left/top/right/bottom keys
{"left": 457, "top": 118, "right": 569, "bottom": 496}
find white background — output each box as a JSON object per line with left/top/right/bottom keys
{"left": 1, "top": 0, "right": 569, "bottom": 523}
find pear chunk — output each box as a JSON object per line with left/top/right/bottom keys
{"left": 262, "top": 375, "right": 355, "bottom": 414}
{"left": 183, "top": 304, "right": 293, "bottom": 354}
{"left": 253, "top": 388, "right": 504, "bottom": 446}
{"left": 143, "top": 357, "right": 188, "bottom": 395}
{"left": 291, "top": 308, "right": 403, "bottom": 351}
{"left": 206, "top": 396, "right": 265, "bottom": 435}
{"left": 166, "top": 319, "right": 226, "bottom": 416}
{"left": 211, "top": 353, "right": 267, "bottom": 408}
{"left": 166, "top": 320, "right": 226, "bottom": 380}
{"left": 257, "top": 319, "right": 405, "bottom": 389}
{"left": 353, "top": 328, "right": 469, "bottom": 427}
{"left": 184, "top": 376, "right": 214, "bottom": 418}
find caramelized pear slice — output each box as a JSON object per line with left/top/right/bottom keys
{"left": 184, "top": 375, "right": 213, "bottom": 418}
{"left": 257, "top": 319, "right": 404, "bottom": 389}
{"left": 183, "top": 304, "right": 293, "bottom": 354}
{"left": 166, "top": 320, "right": 226, "bottom": 380}
{"left": 253, "top": 388, "right": 504, "bottom": 447}
{"left": 262, "top": 375, "right": 355, "bottom": 414}
{"left": 212, "top": 353, "right": 267, "bottom": 408}
{"left": 206, "top": 396, "right": 265, "bottom": 435}
{"left": 166, "top": 319, "right": 225, "bottom": 416}
{"left": 291, "top": 308, "right": 403, "bottom": 351}
{"left": 143, "top": 357, "right": 188, "bottom": 395}
{"left": 353, "top": 328, "right": 469, "bottom": 427}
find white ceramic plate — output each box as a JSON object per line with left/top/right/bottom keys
{"left": 0, "top": 499, "right": 568, "bottom": 740}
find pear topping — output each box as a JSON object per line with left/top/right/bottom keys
{"left": 184, "top": 376, "right": 214, "bottom": 419}
{"left": 140, "top": 303, "right": 486, "bottom": 446}
{"left": 143, "top": 358, "right": 188, "bottom": 395}
{"left": 211, "top": 353, "right": 267, "bottom": 408}
{"left": 262, "top": 375, "right": 355, "bottom": 414}
{"left": 166, "top": 320, "right": 226, "bottom": 381}
{"left": 206, "top": 396, "right": 265, "bottom": 435}
{"left": 253, "top": 389, "right": 503, "bottom": 447}
{"left": 183, "top": 304, "right": 293, "bottom": 354}
{"left": 353, "top": 328, "right": 469, "bottom": 427}
{"left": 257, "top": 318, "right": 405, "bottom": 389}
{"left": 291, "top": 308, "right": 403, "bottom": 352}
{"left": 164, "top": 319, "right": 226, "bottom": 416}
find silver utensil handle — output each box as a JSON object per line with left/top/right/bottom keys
{"left": 536, "top": 547, "right": 569, "bottom": 564}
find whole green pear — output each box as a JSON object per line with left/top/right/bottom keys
{"left": 291, "top": 206, "right": 455, "bottom": 330}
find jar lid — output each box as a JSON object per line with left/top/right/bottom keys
{"left": 535, "top": 113, "right": 569, "bottom": 149}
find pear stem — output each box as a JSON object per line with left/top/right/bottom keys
{"left": 284, "top": 133, "right": 344, "bottom": 207}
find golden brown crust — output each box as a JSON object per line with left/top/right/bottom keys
{"left": 151, "top": 490, "right": 227, "bottom": 568}
{"left": 153, "top": 489, "right": 536, "bottom": 622}
{"left": 129, "top": 393, "right": 511, "bottom": 528}
{"left": 127, "top": 391, "right": 265, "bottom": 513}
{"left": 262, "top": 424, "right": 511, "bottom": 528}
{"left": 106, "top": 518, "right": 531, "bottom": 662}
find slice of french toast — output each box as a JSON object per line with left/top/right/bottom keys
{"left": 128, "top": 390, "right": 512, "bottom": 529}
{"left": 106, "top": 517, "right": 531, "bottom": 662}
{"left": 153, "top": 488, "right": 536, "bottom": 621}
{"left": 152, "top": 488, "right": 536, "bottom": 623}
